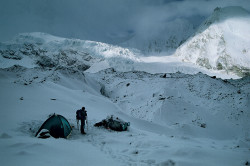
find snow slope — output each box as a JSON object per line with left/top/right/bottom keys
{"left": 0, "top": 32, "right": 140, "bottom": 71}
{"left": 0, "top": 33, "right": 250, "bottom": 165}
{"left": 174, "top": 6, "right": 250, "bottom": 77}
{"left": 1, "top": 32, "right": 241, "bottom": 79}
{"left": 92, "top": 69, "right": 250, "bottom": 139}
{"left": 0, "top": 68, "right": 122, "bottom": 166}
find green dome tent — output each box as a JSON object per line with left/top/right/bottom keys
{"left": 35, "top": 114, "right": 72, "bottom": 139}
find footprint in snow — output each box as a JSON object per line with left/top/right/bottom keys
{"left": 16, "top": 151, "right": 30, "bottom": 156}
{"left": 0, "top": 133, "right": 12, "bottom": 139}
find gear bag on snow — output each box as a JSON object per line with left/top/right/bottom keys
{"left": 94, "top": 115, "right": 130, "bottom": 131}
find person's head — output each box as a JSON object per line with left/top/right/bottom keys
{"left": 82, "top": 107, "right": 85, "bottom": 110}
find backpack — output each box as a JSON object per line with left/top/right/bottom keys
{"left": 76, "top": 110, "right": 82, "bottom": 120}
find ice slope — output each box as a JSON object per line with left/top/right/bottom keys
{"left": 174, "top": 6, "right": 250, "bottom": 77}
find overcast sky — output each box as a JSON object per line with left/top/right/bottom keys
{"left": 0, "top": 0, "right": 249, "bottom": 45}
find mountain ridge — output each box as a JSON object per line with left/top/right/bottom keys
{"left": 174, "top": 6, "right": 250, "bottom": 77}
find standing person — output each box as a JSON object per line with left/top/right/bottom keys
{"left": 76, "top": 107, "right": 88, "bottom": 134}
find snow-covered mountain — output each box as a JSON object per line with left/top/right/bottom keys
{"left": 1, "top": 32, "right": 244, "bottom": 79}
{"left": 0, "top": 32, "right": 140, "bottom": 72}
{"left": 0, "top": 32, "right": 250, "bottom": 165}
{"left": 174, "top": 6, "right": 250, "bottom": 77}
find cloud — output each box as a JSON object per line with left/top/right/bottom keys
{"left": 0, "top": 0, "right": 249, "bottom": 50}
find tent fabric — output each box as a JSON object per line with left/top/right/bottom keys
{"left": 35, "top": 114, "right": 72, "bottom": 138}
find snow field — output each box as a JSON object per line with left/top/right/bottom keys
{"left": 0, "top": 66, "right": 249, "bottom": 165}
{"left": 0, "top": 12, "right": 250, "bottom": 165}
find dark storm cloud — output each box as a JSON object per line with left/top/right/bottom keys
{"left": 0, "top": 0, "right": 249, "bottom": 45}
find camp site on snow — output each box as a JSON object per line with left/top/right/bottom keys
{"left": 35, "top": 113, "right": 130, "bottom": 139}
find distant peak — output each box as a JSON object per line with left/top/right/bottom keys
{"left": 202, "top": 6, "right": 250, "bottom": 27}
{"left": 214, "top": 6, "right": 249, "bottom": 18}
{"left": 174, "top": 6, "right": 250, "bottom": 77}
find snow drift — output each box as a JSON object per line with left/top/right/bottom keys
{"left": 174, "top": 6, "right": 250, "bottom": 77}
